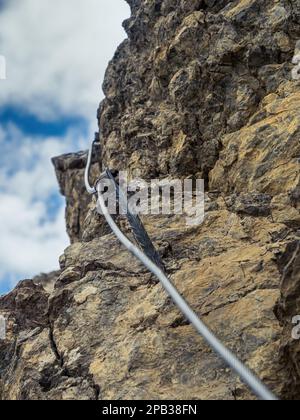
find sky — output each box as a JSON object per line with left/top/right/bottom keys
{"left": 0, "top": 0, "right": 130, "bottom": 294}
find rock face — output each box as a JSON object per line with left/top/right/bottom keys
{"left": 0, "top": 0, "right": 300, "bottom": 400}
{"left": 52, "top": 146, "right": 102, "bottom": 243}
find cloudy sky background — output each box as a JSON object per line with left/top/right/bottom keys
{"left": 0, "top": 0, "right": 130, "bottom": 294}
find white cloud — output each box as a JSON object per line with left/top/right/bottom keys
{"left": 0, "top": 123, "right": 87, "bottom": 283}
{"left": 0, "top": 122, "right": 87, "bottom": 202}
{"left": 0, "top": 194, "right": 66, "bottom": 279}
{"left": 0, "top": 0, "right": 129, "bottom": 120}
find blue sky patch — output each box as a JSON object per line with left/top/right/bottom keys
{"left": 0, "top": 106, "right": 87, "bottom": 137}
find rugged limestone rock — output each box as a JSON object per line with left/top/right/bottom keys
{"left": 100, "top": 0, "right": 300, "bottom": 184}
{"left": 33, "top": 271, "right": 61, "bottom": 293}
{"left": 52, "top": 146, "right": 102, "bottom": 243}
{"left": 1, "top": 0, "right": 300, "bottom": 400}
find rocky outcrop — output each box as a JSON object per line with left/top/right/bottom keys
{"left": 100, "top": 0, "right": 300, "bottom": 184}
{"left": 52, "top": 145, "right": 102, "bottom": 243}
{"left": 33, "top": 271, "right": 61, "bottom": 293}
{"left": 0, "top": 0, "right": 300, "bottom": 400}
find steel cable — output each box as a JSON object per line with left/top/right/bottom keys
{"left": 85, "top": 138, "right": 278, "bottom": 401}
